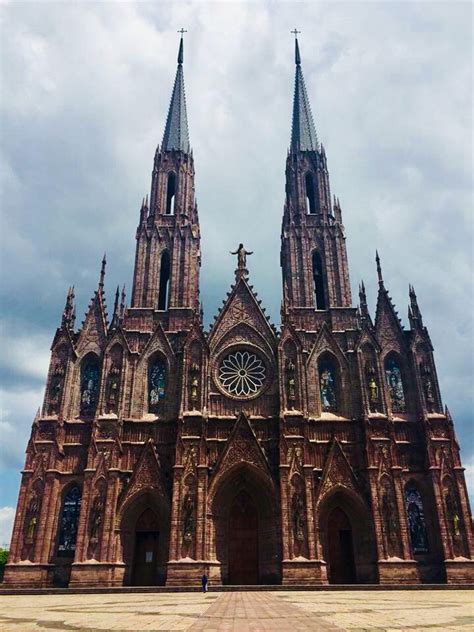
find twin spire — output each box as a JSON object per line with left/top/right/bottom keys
{"left": 160, "top": 33, "right": 319, "bottom": 156}
{"left": 290, "top": 36, "right": 319, "bottom": 152}
{"left": 161, "top": 36, "right": 190, "bottom": 154}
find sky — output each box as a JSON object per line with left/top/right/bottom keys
{"left": 0, "top": 1, "right": 472, "bottom": 547}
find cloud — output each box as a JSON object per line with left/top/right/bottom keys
{"left": 0, "top": 507, "right": 15, "bottom": 549}
{"left": 464, "top": 454, "right": 474, "bottom": 507}
{"left": 0, "top": 1, "right": 472, "bottom": 510}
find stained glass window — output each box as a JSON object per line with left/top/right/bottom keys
{"left": 319, "top": 360, "right": 337, "bottom": 412}
{"left": 405, "top": 487, "right": 428, "bottom": 554}
{"left": 149, "top": 359, "right": 166, "bottom": 410}
{"left": 80, "top": 361, "right": 100, "bottom": 415}
{"left": 58, "top": 486, "right": 81, "bottom": 557}
{"left": 384, "top": 357, "right": 406, "bottom": 413}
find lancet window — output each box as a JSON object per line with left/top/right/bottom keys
{"left": 319, "top": 357, "right": 338, "bottom": 412}
{"left": 305, "top": 172, "right": 317, "bottom": 214}
{"left": 80, "top": 357, "right": 100, "bottom": 416}
{"left": 57, "top": 486, "right": 82, "bottom": 557}
{"left": 166, "top": 172, "right": 176, "bottom": 214}
{"left": 148, "top": 357, "right": 166, "bottom": 411}
{"left": 384, "top": 356, "right": 406, "bottom": 413}
{"left": 158, "top": 251, "right": 170, "bottom": 310}
{"left": 405, "top": 486, "right": 428, "bottom": 554}
{"left": 312, "top": 251, "right": 326, "bottom": 310}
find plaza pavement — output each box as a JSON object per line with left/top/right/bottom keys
{"left": 0, "top": 590, "right": 472, "bottom": 631}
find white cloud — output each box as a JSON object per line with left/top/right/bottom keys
{"left": 0, "top": 387, "right": 44, "bottom": 470}
{"left": 0, "top": 323, "right": 51, "bottom": 381}
{"left": 464, "top": 454, "right": 474, "bottom": 508}
{"left": 0, "top": 507, "right": 15, "bottom": 549}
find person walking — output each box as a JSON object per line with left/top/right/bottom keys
{"left": 201, "top": 571, "right": 208, "bottom": 593}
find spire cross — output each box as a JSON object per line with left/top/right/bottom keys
{"left": 291, "top": 28, "right": 301, "bottom": 38}
{"left": 177, "top": 28, "right": 187, "bottom": 36}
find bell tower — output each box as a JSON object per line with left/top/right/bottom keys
{"left": 131, "top": 36, "right": 201, "bottom": 330}
{"left": 281, "top": 36, "right": 352, "bottom": 326}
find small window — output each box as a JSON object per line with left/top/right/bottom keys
{"left": 312, "top": 251, "right": 326, "bottom": 310}
{"left": 166, "top": 172, "right": 176, "bottom": 215}
{"left": 158, "top": 251, "right": 170, "bottom": 310}
{"left": 305, "top": 172, "right": 316, "bottom": 214}
{"left": 57, "top": 486, "right": 81, "bottom": 557}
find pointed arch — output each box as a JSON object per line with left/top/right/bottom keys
{"left": 79, "top": 352, "right": 101, "bottom": 417}
{"left": 312, "top": 250, "right": 326, "bottom": 309}
{"left": 157, "top": 250, "right": 170, "bottom": 310}
{"left": 165, "top": 172, "right": 176, "bottom": 215}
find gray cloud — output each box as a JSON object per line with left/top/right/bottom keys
{"left": 0, "top": 1, "right": 472, "bottom": 506}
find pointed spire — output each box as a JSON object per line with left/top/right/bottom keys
{"left": 99, "top": 253, "right": 106, "bottom": 290}
{"left": 375, "top": 250, "right": 383, "bottom": 285}
{"left": 290, "top": 34, "right": 319, "bottom": 152}
{"left": 161, "top": 35, "right": 190, "bottom": 153}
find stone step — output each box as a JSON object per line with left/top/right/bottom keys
{"left": 0, "top": 583, "right": 472, "bottom": 595}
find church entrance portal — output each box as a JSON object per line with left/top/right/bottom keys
{"left": 327, "top": 507, "right": 356, "bottom": 584}
{"left": 228, "top": 491, "right": 259, "bottom": 584}
{"left": 131, "top": 509, "right": 160, "bottom": 586}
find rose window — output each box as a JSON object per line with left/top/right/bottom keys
{"left": 218, "top": 351, "right": 266, "bottom": 397}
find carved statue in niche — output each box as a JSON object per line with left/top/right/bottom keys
{"left": 25, "top": 493, "right": 39, "bottom": 540}
{"left": 292, "top": 491, "right": 305, "bottom": 542}
{"left": 366, "top": 365, "right": 379, "bottom": 412}
{"left": 49, "top": 363, "right": 66, "bottom": 414}
{"left": 381, "top": 490, "right": 398, "bottom": 539}
{"left": 319, "top": 363, "right": 337, "bottom": 412}
{"left": 285, "top": 359, "right": 296, "bottom": 404}
{"left": 105, "top": 365, "right": 121, "bottom": 413}
{"left": 445, "top": 490, "right": 461, "bottom": 538}
{"left": 405, "top": 488, "right": 428, "bottom": 554}
{"left": 87, "top": 494, "right": 104, "bottom": 559}
{"left": 189, "top": 363, "right": 200, "bottom": 408}
{"left": 420, "top": 363, "right": 435, "bottom": 412}
{"left": 182, "top": 493, "right": 195, "bottom": 541}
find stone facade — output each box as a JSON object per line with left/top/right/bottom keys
{"left": 4, "top": 37, "right": 474, "bottom": 587}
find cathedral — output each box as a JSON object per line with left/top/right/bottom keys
{"left": 4, "top": 36, "right": 473, "bottom": 588}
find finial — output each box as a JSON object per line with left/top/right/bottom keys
{"left": 291, "top": 29, "right": 301, "bottom": 65}
{"left": 177, "top": 29, "right": 187, "bottom": 64}
{"left": 375, "top": 250, "right": 383, "bottom": 284}
{"left": 120, "top": 284, "right": 126, "bottom": 318}
{"left": 99, "top": 252, "right": 106, "bottom": 289}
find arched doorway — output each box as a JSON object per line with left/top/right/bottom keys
{"left": 131, "top": 508, "right": 160, "bottom": 586}
{"left": 210, "top": 466, "right": 281, "bottom": 585}
{"left": 327, "top": 507, "right": 356, "bottom": 584}
{"left": 319, "top": 488, "right": 377, "bottom": 584}
{"left": 228, "top": 491, "right": 258, "bottom": 584}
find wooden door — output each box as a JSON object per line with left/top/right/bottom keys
{"left": 327, "top": 507, "right": 356, "bottom": 584}
{"left": 131, "top": 509, "right": 160, "bottom": 586}
{"left": 228, "top": 491, "right": 258, "bottom": 584}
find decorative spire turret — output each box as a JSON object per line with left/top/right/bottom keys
{"left": 110, "top": 285, "right": 120, "bottom": 330}
{"left": 359, "top": 281, "right": 369, "bottom": 322}
{"left": 99, "top": 253, "right": 106, "bottom": 291}
{"left": 376, "top": 250, "right": 383, "bottom": 285}
{"left": 61, "top": 286, "right": 75, "bottom": 330}
{"left": 290, "top": 33, "right": 319, "bottom": 152}
{"left": 408, "top": 284, "right": 424, "bottom": 330}
{"left": 161, "top": 34, "right": 190, "bottom": 153}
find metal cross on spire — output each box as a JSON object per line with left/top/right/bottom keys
{"left": 291, "top": 28, "right": 301, "bottom": 38}
{"left": 177, "top": 28, "right": 187, "bottom": 36}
